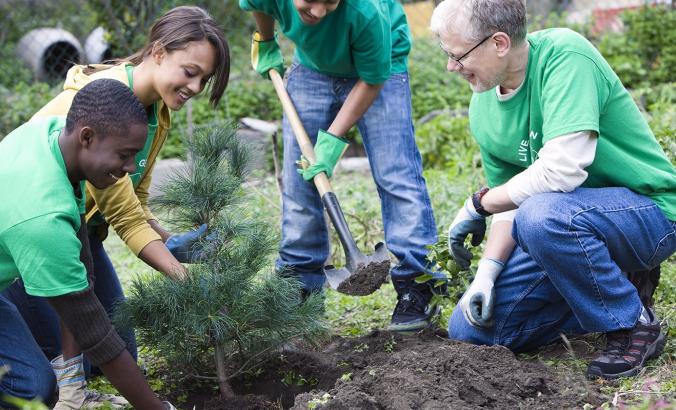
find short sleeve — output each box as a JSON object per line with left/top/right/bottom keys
{"left": 540, "top": 51, "right": 610, "bottom": 143}
{"left": 351, "top": 16, "right": 392, "bottom": 84}
{"left": 5, "top": 213, "right": 88, "bottom": 297}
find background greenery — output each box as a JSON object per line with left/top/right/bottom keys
{"left": 1, "top": 1, "right": 673, "bottom": 408}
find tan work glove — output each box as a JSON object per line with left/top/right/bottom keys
{"left": 51, "top": 354, "right": 129, "bottom": 409}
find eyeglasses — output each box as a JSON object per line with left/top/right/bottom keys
{"left": 440, "top": 34, "right": 494, "bottom": 70}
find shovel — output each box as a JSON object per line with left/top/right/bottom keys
{"left": 269, "top": 69, "right": 390, "bottom": 296}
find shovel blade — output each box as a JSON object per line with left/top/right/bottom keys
{"left": 325, "top": 242, "right": 391, "bottom": 297}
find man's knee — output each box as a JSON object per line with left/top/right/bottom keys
{"left": 447, "top": 308, "right": 496, "bottom": 346}
{"left": 513, "top": 193, "right": 569, "bottom": 249}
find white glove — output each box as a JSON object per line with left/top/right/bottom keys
{"left": 458, "top": 258, "right": 504, "bottom": 328}
{"left": 163, "top": 401, "right": 177, "bottom": 410}
{"left": 51, "top": 354, "right": 128, "bottom": 409}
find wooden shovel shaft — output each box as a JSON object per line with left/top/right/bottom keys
{"left": 269, "top": 69, "right": 333, "bottom": 197}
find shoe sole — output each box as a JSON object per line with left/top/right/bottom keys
{"left": 587, "top": 330, "right": 666, "bottom": 379}
{"left": 387, "top": 305, "right": 442, "bottom": 335}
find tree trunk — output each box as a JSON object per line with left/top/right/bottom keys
{"left": 215, "top": 344, "right": 235, "bottom": 398}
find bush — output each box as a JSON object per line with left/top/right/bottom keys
{"left": 597, "top": 5, "right": 676, "bottom": 89}
{"left": 0, "top": 82, "right": 59, "bottom": 140}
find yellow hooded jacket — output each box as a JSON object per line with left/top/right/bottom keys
{"left": 33, "top": 63, "right": 169, "bottom": 255}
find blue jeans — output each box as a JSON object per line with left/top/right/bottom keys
{"left": 449, "top": 187, "right": 676, "bottom": 352}
{"left": 0, "top": 233, "right": 137, "bottom": 369}
{"left": 0, "top": 294, "right": 56, "bottom": 405}
{"left": 278, "top": 64, "right": 437, "bottom": 290}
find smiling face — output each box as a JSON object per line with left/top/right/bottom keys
{"left": 439, "top": 29, "right": 506, "bottom": 93}
{"left": 152, "top": 39, "right": 217, "bottom": 110}
{"left": 293, "top": 0, "right": 340, "bottom": 25}
{"left": 78, "top": 123, "right": 148, "bottom": 189}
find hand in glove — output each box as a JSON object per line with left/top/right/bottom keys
{"left": 51, "top": 354, "right": 128, "bottom": 409}
{"left": 251, "top": 31, "right": 285, "bottom": 79}
{"left": 165, "top": 224, "right": 208, "bottom": 263}
{"left": 297, "top": 129, "right": 349, "bottom": 181}
{"left": 458, "top": 258, "right": 504, "bottom": 328}
{"left": 447, "top": 196, "right": 487, "bottom": 270}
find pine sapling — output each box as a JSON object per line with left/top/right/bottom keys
{"left": 115, "top": 123, "right": 327, "bottom": 398}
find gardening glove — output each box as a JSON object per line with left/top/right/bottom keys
{"left": 51, "top": 354, "right": 128, "bottom": 409}
{"left": 163, "top": 401, "right": 177, "bottom": 410}
{"left": 165, "top": 223, "right": 208, "bottom": 263}
{"left": 251, "top": 31, "right": 285, "bottom": 79}
{"left": 458, "top": 258, "right": 504, "bottom": 328}
{"left": 447, "top": 196, "right": 487, "bottom": 270}
{"left": 297, "top": 129, "right": 349, "bottom": 181}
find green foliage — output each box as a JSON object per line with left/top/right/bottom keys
{"left": 597, "top": 5, "right": 676, "bottom": 89}
{"left": 0, "top": 82, "right": 59, "bottom": 140}
{"left": 116, "top": 124, "right": 327, "bottom": 394}
{"left": 408, "top": 38, "right": 472, "bottom": 120}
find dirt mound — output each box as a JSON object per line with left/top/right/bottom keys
{"left": 291, "top": 330, "right": 598, "bottom": 409}
{"left": 193, "top": 330, "right": 601, "bottom": 409}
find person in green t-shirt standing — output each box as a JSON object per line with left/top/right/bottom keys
{"left": 239, "top": 0, "right": 445, "bottom": 333}
{"left": 0, "top": 79, "right": 175, "bottom": 409}
{"left": 430, "top": 0, "right": 676, "bottom": 380}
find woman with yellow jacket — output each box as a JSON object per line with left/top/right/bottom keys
{"left": 2, "top": 6, "right": 229, "bottom": 407}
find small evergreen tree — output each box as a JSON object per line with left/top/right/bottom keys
{"left": 116, "top": 123, "right": 327, "bottom": 398}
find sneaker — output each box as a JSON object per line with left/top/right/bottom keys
{"left": 587, "top": 307, "right": 666, "bottom": 379}
{"left": 387, "top": 276, "right": 446, "bottom": 334}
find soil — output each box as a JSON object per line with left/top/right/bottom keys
{"left": 180, "top": 330, "right": 604, "bottom": 410}
{"left": 335, "top": 258, "right": 391, "bottom": 296}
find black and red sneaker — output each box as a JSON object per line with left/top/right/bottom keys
{"left": 587, "top": 307, "right": 666, "bottom": 379}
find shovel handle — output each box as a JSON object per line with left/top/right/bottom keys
{"left": 269, "top": 69, "right": 332, "bottom": 197}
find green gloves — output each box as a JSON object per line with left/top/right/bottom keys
{"left": 251, "top": 31, "right": 285, "bottom": 79}
{"left": 298, "top": 129, "right": 349, "bottom": 181}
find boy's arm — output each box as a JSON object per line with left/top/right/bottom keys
{"left": 327, "top": 80, "right": 383, "bottom": 137}
{"left": 253, "top": 11, "right": 276, "bottom": 39}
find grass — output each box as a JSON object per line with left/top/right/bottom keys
{"left": 102, "top": 169, "right": 675, "bottom": 409}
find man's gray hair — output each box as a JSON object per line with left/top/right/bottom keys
{"left": 431, "top": 0, "right": 527, "bottom": 45}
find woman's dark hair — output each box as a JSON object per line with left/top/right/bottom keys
{"left": 94, "top": 6, "right": 230, "bottom": 107}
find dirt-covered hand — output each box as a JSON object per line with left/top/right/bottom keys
{"left": 447, "top": 196, "right": 486, "bottom": 270}
{"left": 458, "top": 258, "right": 503, "bottom": 328}
{"left": 165, "top": 223, "right": 208, "bottom": 263}
{"left": 297, "top": 129, "right": 349, "bottom": 181}
{"left": 251, "top": 31, "right": 285, "bottom": 79}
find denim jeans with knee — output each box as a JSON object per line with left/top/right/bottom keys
{"left": 0, "top": 294, "right": 56, "bottom": 406}
{"left": 449, "top": 187, "right": 676, "bottom": 352}
{"left": 0, "top": 233, "right": 137, "bottom": 371}
{"left": 278, "top": 64, "right": 437, "bottom": 290}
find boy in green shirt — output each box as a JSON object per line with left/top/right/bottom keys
{"left": 240, "top": 0, "right": 444, "bottom": 333}
{"left": 0, "top": 79, "right": 173, "bottom": 408}
{"left": 431, "top": 0, "right": 675, "bottom": 380}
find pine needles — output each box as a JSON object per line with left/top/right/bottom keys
{"left": 115, "top": 122, "right": 327, "bottom": 397}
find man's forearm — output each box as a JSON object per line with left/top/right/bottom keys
{"left": 99, "top": 350, "right": 164, "bottom": 409}
{"left": 328, "top": 80, "right": 383, "bottom": 137}
{"left": 253, "top": 11, "right": 276, "bottom": 39}
{"left": 482, "top": 220, "right": 516, "bottom": 262}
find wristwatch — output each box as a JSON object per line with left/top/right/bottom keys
{"left": 471, "top": 187, "right": 492, "bottom": 217}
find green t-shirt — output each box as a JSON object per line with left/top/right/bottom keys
{"left": 239, "top": 0, "right": 411, "bottom": 84}
{"left": 0, "top": 117, "right": 89, "bottom": 296}
{"left": 469, "top": 28, "right": 676, "bottom": 220}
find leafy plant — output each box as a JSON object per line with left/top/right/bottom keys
{"left": 0, "top": 82, "right": 59, "bottom": 141}
{"left": 116, "top": 123, "right": 327, "bottom": 398}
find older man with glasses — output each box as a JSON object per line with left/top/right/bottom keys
{"left": 431, "top": 0, "right": 675, "bottom": 380}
